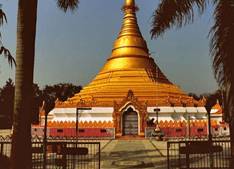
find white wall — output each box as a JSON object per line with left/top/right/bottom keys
{"left": 47, "top": 106, "right": 207, "bottom": 123}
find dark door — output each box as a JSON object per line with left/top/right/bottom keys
{"left": 122, "top": 111, "right": 138, "bottom": 136}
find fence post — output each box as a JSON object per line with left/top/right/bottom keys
{"left": 62, "top": 144, "right": 67, "bottom": 169}
{"left": 99, "top": 142, "right": 101, "bottom": 169}
{"left": 207, "top": 110, "right": 213, "bottom": 169}
{"left": 0, "top": 143, "right": 3, "bottom": 154}
{"left": 186, "top": 142, "right": 190, "bottom": 169}
{"left": 43, "top": 114, "right": 48, "bottom": 169}
{"left": 178, "top": 142, "right": 181, "bottom": 168}
{"left": 167, "top": 142, "right": 170, "bottom": 169}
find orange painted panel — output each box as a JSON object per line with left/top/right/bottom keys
{"left": 71, "top": 121, "right": 76, "bottom": 128}
{"left": 84, "top": 121, "right": 88, "bottom": 127}
{"left": 89, "top": 121, "right": 93, "bottom": 127}
{"left": 93, "top": 121, "right": 98, "bottom": 127}
{"left": 78, "top": 121, "right": 83, "bottom": 127}
{"left": 107, "top": 121, "right": 112, "bottom": 127}
{"left": 98, "top": 121, "right": 102, "bottom": 127}
{"left": 103, "top": 121, "right": 107, "bottom": 127}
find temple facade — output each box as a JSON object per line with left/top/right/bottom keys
{"left": 44, "top": 0, "right": 208, "bottom": 137}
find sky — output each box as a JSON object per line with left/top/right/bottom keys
{"left": 0, "top": 0, "right": 218, "bottom": 95}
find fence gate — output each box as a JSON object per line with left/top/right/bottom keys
{"left": 32, "top": 141, "right": 101, "bottom": 169}
{"left": 0, "top": 137, "right": 101, "bottom": 169}
{"left": 167, "top": 140, "right": 231, "bottom": 169}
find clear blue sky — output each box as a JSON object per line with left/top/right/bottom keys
{"left": 0, "top": 0, "right": 218, "bottom": 95}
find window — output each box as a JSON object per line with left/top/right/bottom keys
{"left": 215, "top": 128, "right": 218, "bottom": 131}
{"left": 79, "top": 129, "right": 85, "bottom": 133}
{"left": 57, "top": 129, "right": 63, "bottom": 133}
{"left": 224, "top": 127, "right": 227, "bottom": 130}
{"left": 197, "top": 128, "right": 203, "bottom": 132}
{"left": 176, "top": 129, "right": 182, "bottom": 132}
{"left": 100, "top": 129, "right": 107, "bottom": 133}
{"left": 34, "top": 129, "right": 37, "bottom": 132}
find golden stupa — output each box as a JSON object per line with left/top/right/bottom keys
{"left": 55, "top": 0, "right": 205, "bottom": 108}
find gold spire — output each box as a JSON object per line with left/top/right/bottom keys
{"left": 56, "top": 0, "right": 195, "bottom": 108}
{"left": 108, "top": 0, "right": 149, "bottom": 60}
{"left": 125, "top": 0, "right": 135, "bottom": 6}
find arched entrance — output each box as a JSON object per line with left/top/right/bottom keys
{"left": 122, "top": 107, "right": 138, "bottom": 136}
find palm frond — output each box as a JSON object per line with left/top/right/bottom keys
{"left": 0, "top": 4, "right": 7, "bottom": 26}
{"left": 150, "top": 0, "right": 207, "bottom": 39}
{"left": 0, "top": 46, "right": 16, "bottom": 68}
{"left": 209, "top": 0, "right": 234, "bottom": 120}
{"left": 56, "top": 0, "right": 79, "bottom": 13}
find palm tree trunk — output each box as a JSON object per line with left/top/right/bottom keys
{"left": 11, "top": 0, "right": 38, "bottom": 168}
{"left": 226, "top": 82, "right": 234, "bottom": 168}
{"left": 230, "top": 117, "right": 234, "bottom": 168}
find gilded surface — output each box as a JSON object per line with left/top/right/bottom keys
{"left": 55, "top": 0, "right": 206, "bottom": 109}
{"left": 126, "top": 0, "right": 135, "bottom": 6}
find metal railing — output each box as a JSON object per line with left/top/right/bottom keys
{"left": 167, "top": 139, "right": 231, "bottom": 169}
{"left": 0, "top": 136, "right": 101, "bottom": 169}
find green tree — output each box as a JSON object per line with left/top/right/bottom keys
{"left": 0, "top": 4, "right": 15, "bottom": 68}
{"left": 150, "top": 0, "right": 234, "bottom": 166}
{"left": 0, "top": 80, "right": 82, "bottom": 128}
{"left": 41, "top": 83, "right": 82, "bottom": 117}
{"left": 0, "top": 79, "right": 44, "bottom": 128}
{"left": 188, "top": 90, "right": 223, "bottom": 111}
{"left": 31, "top": 83, "right": 43, "bottom": 124}
{"left": 42, "top": 83, "right": 82, "bottom": 102}
{"left": 203, "top": 90, "right": 223, "bottom": 113}
{"left": 11, "top": 1, "right": 79, "bottom": 168}
{"left": 188, "top": 92, "right": 200, "bottom": 101}
{"left": 0, "top": 78, "right": 14, "bottom": 129}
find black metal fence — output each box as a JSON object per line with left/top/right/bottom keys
{"left": 0, "top": 136, "right": 101, "bottom": 169}
{"left": 167, "top": 139, "right": 231, "bottom": 169}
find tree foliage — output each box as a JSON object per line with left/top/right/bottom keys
{"left": 188, "top": 92, "right": 201, "bottom": 101}
{"left": 56, "top": 0, "right": 79, "bottom": 12}
{"left": 0, "top": 4, "right": 15, "bottom": 68}
{"left": 41, "top": 83, "right": 82, "bottom": 114}
{"left": 0, "top": 80, "right": 82, "bottom": 128}
{"left": 203, "top": 89, "right": 224, "bottom": 113}
{"left": 150, "top": 0, "right": 234, "bottom": 124}
{"left": 188, "top": 90, "right": 224, "bottom": 113}
{"left": 0, "top": 78, "right": 14, "bottom": 128}
{"left": 150, "top": 0, "right": 207, "bottom": 39}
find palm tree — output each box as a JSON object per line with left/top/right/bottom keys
{"left": 0, "top": 4, "right": 15, "bottom": 68}
{"left": 11, "top": 0, "right": 79, "bottom": 168}
{"left": 150, "top": 0, "right": 234, "bottom": 167}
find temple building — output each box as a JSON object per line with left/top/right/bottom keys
{"left": 210, "top": 100, "right": 223, "bottom": 124}
{"left": 43, "top": 0, "right": 208, "bottom": 137}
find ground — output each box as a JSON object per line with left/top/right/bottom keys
{"left": 0, "top": 129, "right": 168, "bottom": 169}
{"left": 100, "top": 139, "right": 167, "bottom": 169}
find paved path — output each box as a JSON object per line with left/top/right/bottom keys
{"left": 100, "top": 140, "right": 167, "bottom": 169}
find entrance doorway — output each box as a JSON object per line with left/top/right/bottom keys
{"left": 122, "top": 108, "right": 138, "bottom": 136}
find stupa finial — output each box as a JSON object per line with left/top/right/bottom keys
{"left": 126, "top": 0, "right": 135, "bottom": 6}
{"left": 109, "top": 0, "right": 146, "bottom": 60}
{"left": 122, "top": 0, "right": 139, "bottom": 11}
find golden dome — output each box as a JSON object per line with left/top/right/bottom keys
{"left": 56, "top": 0, "right": 196, "bottom": 108}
